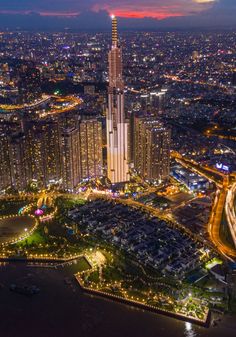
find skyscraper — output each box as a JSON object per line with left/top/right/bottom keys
{"left": 79, "top": 119, "right": 103, "bottom": 180}
{"left": 134, "top": 117, "right": 171, "bottom": 182}
{"left": 0, "top": 133, "right": 11, "bottom": 192}
{"left": 61, "top": 127, "right": 81, "bottom": 191}
{"left": 18, "top": 63, "right": 42, "bottom": 104}
{"left": 9, "top": 133, "right": 28, "bottom": 191}
{"left": 24, "top": 120, "right": 61, "bottom": 188}
{"left": 106, "top": 16, "right": 130, "bottom": 184}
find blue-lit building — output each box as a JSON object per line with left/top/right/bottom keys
{"left": 171, "top": 164, "right": 209, "bottom": 191}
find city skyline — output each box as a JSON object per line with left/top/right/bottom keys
{"left": 0, "top": 2, "right": 236, "bottom": 336}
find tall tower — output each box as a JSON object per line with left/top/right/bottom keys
{"left": 107, "top": 15, "right": 130, "bottom": 184}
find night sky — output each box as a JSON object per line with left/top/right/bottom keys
{"left": 0, "top": 0, "right": 235, "bottom": 30}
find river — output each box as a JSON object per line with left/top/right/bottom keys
{"left": 0, "top": 262, "right": 235, "bottom": 337}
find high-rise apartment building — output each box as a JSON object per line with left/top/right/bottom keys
{"left": 0, "top": 113, "right": 103, "bottom": 192}
{"left": 24, "top": 120, "right": 61, "bottom": 187}
{"left": 39, "top": 121, "right": 61, "bottom": 185}
{"left": 79, "top": 119, "right": 103, "bottom": 180}
{"left": 134, "top": 117, "right": 171, "bottom": 182}
{"left": 18, "top": 64, "right": 42, "bottom": 104}
{"left": 0, "top": 133, "right": 11, "bottom": 191}
{"left": 107, "top": 16, "right": 129, "bottom": 184}
{"left": 9, "top": 133, "right": 29, "bottom": 191}
{"left": 61, "top": 127, "right": 81, "bottom": 191}
{"left": 140, "top": 89, "right": 168, "bottom": 115}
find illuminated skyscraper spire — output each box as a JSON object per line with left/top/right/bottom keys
{"left": 106, "top": 15, "right": 130, "bottom": 184}
{"left": 111, "top": 15, "right": 118, "bottom": 47}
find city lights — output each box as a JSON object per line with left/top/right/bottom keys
{"left": 0, "top": 8, "right": 235, "bottom": 336}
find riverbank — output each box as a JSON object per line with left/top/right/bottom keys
{"left": 75, "top": 273, "right": 211, "bottom": 328}
{"left": 1, "top": 262, "right": 236, "bottom": 337}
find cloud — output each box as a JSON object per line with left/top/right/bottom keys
{"left": 0, "top": 0, "right": 216, "bottom": 18}
{"left": 212, "top": 0, "right": 236, "bottom": 11}
{"left": 0, "top": 0, "right": 234, "bottom": 29}
{"left": 92, "top": 0, "right": 216, "bottom": 19}
{"left": 194, "top": 0, "right": 216, "bottom": 3}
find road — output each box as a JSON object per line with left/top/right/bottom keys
{"left": 171, "top": 151, "right": 236, "bottom": 260}
{"left": 163, "top": 74, "right": 231, "bottom": 93}
{"left": 208, "top": 188, "right": 236, "bottom": 260}
{"left": 225, "top": 182, "right": 236, "bottom": 249}
{"left": 0, "top": 95, "right": 82, "bottom": 118}
{"left": 0, "top": 95, "right": 51, "bottom": 111}
{"left": 205, "top": 129, "right": 236, "bottom": 142}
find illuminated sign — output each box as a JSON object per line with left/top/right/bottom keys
{"left": 216, "top": 163, "right": 229, "bottom": 172}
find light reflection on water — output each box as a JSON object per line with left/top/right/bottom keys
{"left": 184, "top": 322, "right": 198, "bottom": 337}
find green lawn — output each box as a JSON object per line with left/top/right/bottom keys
{"left": 102, "top": 266, "right": 123, "bottom": 282}
{"left": 56, "top": 197, "right": 86, "bottom": 210}
{"left": 17, "top": 228, "right": 46, "bottom": 247}
{"left": 63, "top": 257, "right": 91, "bottom": 274}
{"left": 87, "top": 270, "right": 99, "bottom": 283}
{"left": 76, "top": 257, "right": 91, "bottom": 272}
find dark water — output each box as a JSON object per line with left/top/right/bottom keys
{"left": 0, "top": 262, "right": 235, "bottom": 337}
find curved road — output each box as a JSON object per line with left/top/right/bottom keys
{"left": 208, "top": 189, "right": 236, "bottom": 260}
{"left": 225, "top": 183, "right": 236, "bottom": 249}
{"left": 172, "top": 151, "right": 236, "bottom": 260}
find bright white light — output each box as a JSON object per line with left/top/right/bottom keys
{"left": 24, "top": 228, "right": 28, "bottom": 232}
{"left": 195, "top": 0, "right": 216, "bottom": 3}
{"left": 111, "top": 14, "right": 115, "bottom": 19}
{"left": 185, "top": 322, "right": 192, "bottom": 331}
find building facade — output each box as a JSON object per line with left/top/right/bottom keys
{"left": 0, "top": 116, "right": 103, "bottom": 193}
{"left": 0, "top": 133, "right": 12, "bottom": 192}
{"left": 134, "top": 117, "right": 171, "bottom": 182}
{"left": 79, "top": 119, "right": 103, "bottom": 180}
{"left": 106, "top": 16, "right": 130, "bottom": 184}
{"left": 61, "top": 127, "right": 81, "bottom": 191}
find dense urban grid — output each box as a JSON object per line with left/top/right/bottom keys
{"left": 0, "top": 16, "right": 236, "bottom": 332}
